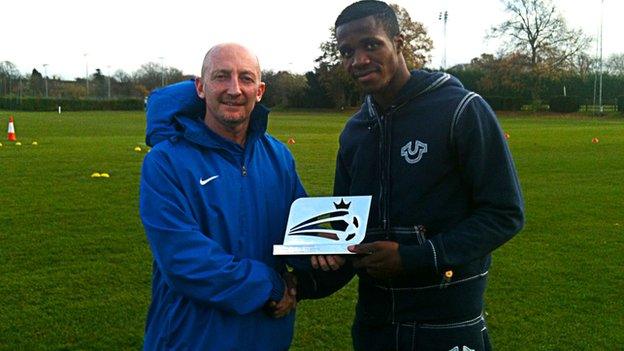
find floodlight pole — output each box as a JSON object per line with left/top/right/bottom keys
{"left": 159, "top": 57, "right": 165, "bottom": 87}
{"left": 84, "top": 53, "right": 89, "bottom": 97}
{"left": 439, "top": 10, "right": 448, "bottom": 70}
{"left": 43, "top": 63, "right": 49, "bottom": 98}
{"left": 107, "top": 65, "right": 111, "bottom": 99}
{"left": 592, "top": 39, "right": 598, "bottom": 113}
{"left": 598, "top": 0, "right": 604, "bottom": 115}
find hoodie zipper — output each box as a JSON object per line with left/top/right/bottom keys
{"left": 377, "top": 113, "right": 388, "bottom": 234}
{"left": 383, "top": 110, "right": 395, "bottom": 323}
{"left": 383, "top": 114, "right": 391, "bottom": 237}
{"left": 374, "top": 98, "right": 415, "bottom": 236}
{"left": 378, "top": 112, "right": 394, "bottom": 238}
{"left": 377, "top": 109, "right": 396, "bottom": 323}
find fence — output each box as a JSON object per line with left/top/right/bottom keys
{"left": 0, "top": 97, "right": 144, "bottom": 111}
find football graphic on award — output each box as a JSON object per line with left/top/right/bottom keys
{"left": 273, "top": 196, "right": 372, "bottom": 255}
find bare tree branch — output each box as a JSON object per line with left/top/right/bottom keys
{"left": 490, "top": 0, "right": 591, "bottom": 70}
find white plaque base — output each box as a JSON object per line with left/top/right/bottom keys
{"left": 273, "top": 244, "right": 355, "bottom": 255}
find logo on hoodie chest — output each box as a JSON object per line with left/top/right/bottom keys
{"left": 400, "top": 140, "right": 428, "bottom": 164}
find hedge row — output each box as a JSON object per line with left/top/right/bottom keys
{"left": 483, "top": 96, "right": 615, "bottom": 113}
{"left": 548, "top": 96, "right": 580, "bottom": 113}
{"left": 0, "top": 97, "right": 144, "bottom": 111}
{"left": 482, "top": 96, "right": 527, "bottom": 111}
{"left": 0, "top": 96, "right": 619, "bottom": 114}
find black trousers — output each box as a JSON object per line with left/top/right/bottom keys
{"left": 352, "top": 314, "right": 492, "bottom": 351}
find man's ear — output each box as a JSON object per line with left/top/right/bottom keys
{"left": 256, "top": 82, "right": 266, "bottom": 102}
{"left": 394, "top": 34, "right": 405, "bottom": 53}
{"left": 195, "top": 77, "right": 205, "bottom": 99}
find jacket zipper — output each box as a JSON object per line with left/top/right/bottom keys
{"left": 241, "top": 142, "right": 249, "bottom": 177}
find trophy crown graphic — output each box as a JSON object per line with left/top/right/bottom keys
{"left": 333, "top": 199, "right": 351, "bottom": 210}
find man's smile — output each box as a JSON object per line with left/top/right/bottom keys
{"left": 353, "top": 68, "right": 380, "bottom": 81}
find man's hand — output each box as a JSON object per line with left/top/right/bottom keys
{"left": 266, "top": 272, "right": 297, "bottom": 318}
{"left": 310, "top": 255, "right": 346, "bottom": 271}
{"left": 349, "top": 241, "right": 402, "bottom": 279}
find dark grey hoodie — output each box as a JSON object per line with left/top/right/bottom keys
{"left": 302, "top": 70, "right": 524, "bottom": 324}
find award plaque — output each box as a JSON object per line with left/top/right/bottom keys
{"left": 273, "top": 196, "right": 372, "bottom": 255}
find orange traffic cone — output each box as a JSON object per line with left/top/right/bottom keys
{"left": 7, "top": 116, "right": 16, "bottom": 141}
{"left": 287, "top": 137, "right": 296, "bottom": 145}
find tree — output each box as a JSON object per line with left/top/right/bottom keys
{"left": 29, "top": 69, "right": 44, "bottom": 97}
{"left": 572, "top": 53, "right": 596, "bottom": 78}
{"left": 60, "top": 82, "right": 87, "bottom": 99}
{"left": 0, "top": 61, "right": 20, "bottom": 78}
{"left": 469, "top": 53, "right": 533, "bottom": 99}
{"left": 261, "top": 70, "right": 307, "bottom": 108}
{"left": 315, "top": 3, "right": 433, "bottom": 107}
{"left": 302, "top": 71, "right": 334, "bottom": 108}
{"left": 389, "top": 4, "right": 433, "bottom": 70}
{"left": 322, "top": 62, "right": 361, "bottom": 108}
{"left": 0, "top": 61, "right": 21, "bottom": 96}
{"left": 133, "top": 62, "right": 164, "bottom": 92}
{"left": 315, "top": 31, "right": 359, "bottom": 107}
{"left": 132, "top": 63, "right": 184, "bottom": 93}
{"left": 605, "top": 53, "right": 624, "bottom": 76}
{"left": 163, "top": 67, "right": 184, "bottom": 86}
{"left": 111, "top": 69, "right": 133, "bottom": 97}
{"left": 490, "top": 0, "right": 591, "bottom": 72}
{"left": 92, "top": 68, "right": 108, "bottom": 98}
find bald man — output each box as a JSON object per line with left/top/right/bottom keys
{"left": 140, "top": 43, "right": 305, "bottom": 350}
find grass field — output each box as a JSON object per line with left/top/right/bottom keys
{"left": 0, "top": 110, "right": 622, "bottom": 350}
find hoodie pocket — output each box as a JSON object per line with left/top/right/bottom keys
{"left": 415, "top": 314, "right": 491, "bottom": 351}
{"left": 391, "top": 226, "right": 428, "bottom": 246}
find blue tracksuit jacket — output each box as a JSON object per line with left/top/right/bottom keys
{"left": 140, "top": 81, "right": 305, "bottom": 350}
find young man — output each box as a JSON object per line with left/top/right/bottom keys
{"left": 140, "top": 43, "right": 302, "bottom": 350}
{"left": 310, "top": 1, "right": 525, "bottom": 350}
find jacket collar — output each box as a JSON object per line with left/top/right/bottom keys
{"left": 176, "top": 104, "right": 269, "bottom": 152}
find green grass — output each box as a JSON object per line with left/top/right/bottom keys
{"left": 0, "top": 110, "right": 622, "bottom": 350}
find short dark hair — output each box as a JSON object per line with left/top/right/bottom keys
{"left": 335, "top": 0, "right": 399, "bottom": 37}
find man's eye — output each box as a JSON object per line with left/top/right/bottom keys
{"left": 365, "top": 43, "right": 379, "bottom": 50}
{"left": 340, "top": 49, "right": 353, "bottom": 58}
{"left": 241, "top": 76, "right": 254, "bottom": 83}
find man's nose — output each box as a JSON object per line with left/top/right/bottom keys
{"left": 352, "top": 50, "right": 371, "bottom": 67}
{"left": 226, "top": 78, "right": 242, "bottom": 95}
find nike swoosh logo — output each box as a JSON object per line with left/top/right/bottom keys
{"left": 199, "top": 175, "right": 219, "bottom": 185}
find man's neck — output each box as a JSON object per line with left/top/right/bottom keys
{"left": 372, "top": 66, "right": 411, "bottom": 110}
{"left": 204, "top": 118, "right": 249, "bottom": 147}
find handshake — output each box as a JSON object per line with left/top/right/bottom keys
{"left": 264, "top": 272, "right": 298, "bottom": 318}
{"left": 264, "top": 241, "right": 402, "bottom": 318}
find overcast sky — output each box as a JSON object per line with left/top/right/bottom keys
{"left": 2, "top": 0, "right": 622, "bottom": 80}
